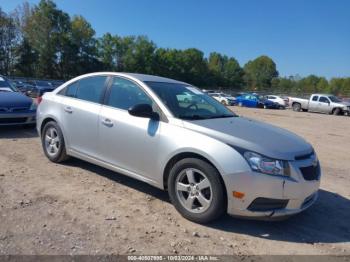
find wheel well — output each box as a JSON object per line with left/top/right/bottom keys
{"left": 40, "top": 117, "right": 56, "bottom": 134}
{"left": 332, "top": 107, "right": 341, "bottom": 113}
{"left": 292, "top": 102, "right": 301, "bottom": 106}
{"left": 163, "top": 152, "right": 228, "bottom": 210}
{"left": 163, "top": 152, "right": 225, "bottom": 187}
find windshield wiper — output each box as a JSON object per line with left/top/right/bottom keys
{"left": 178, "top": 115, "right": 207, "bottom": 120}
{"left": 178, "top": 114, "right": 236, "bottom": 120}
{"left": 207, "top": 114, "right": 236, "bottom": 119}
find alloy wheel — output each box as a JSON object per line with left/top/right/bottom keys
{"left": 44, "top": 127, "right": 60, "bottom": 157}
{"left": 175, "top": 168, "right": 212, "bottom": 213}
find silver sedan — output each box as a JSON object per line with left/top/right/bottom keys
{"left": 37, "top": 72, "right": 320, "bottom": 223}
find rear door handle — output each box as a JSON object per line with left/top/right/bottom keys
{"left": 102, "top": 118, "right": 113, "bottom": 127}
{"left": 64, "top": 106, "right": 73, "bottom": 113}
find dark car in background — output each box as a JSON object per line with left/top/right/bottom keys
{"left": 0, "top": 76, "right": 37, "bottom": 126}
{"left": 236, "top": 94, "right": 282, "bottom": 109}
{"left": 10, "top": 80, "right": 36, "bottom": 96}
{"left": 27, "top": 80, "right": 56, "bottom": 97}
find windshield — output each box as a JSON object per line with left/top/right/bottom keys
{"left": 145, "top": 81, "right": 236, "bottom": 120}
{"left": 328, "top": 96, "right": 342, "bottom": 103}
{"left": 0, "top": 77, "right": 17, "bottom": 92}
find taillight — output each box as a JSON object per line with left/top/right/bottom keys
{"left": 36, "top": 96, "right": 42, "bottom": 105}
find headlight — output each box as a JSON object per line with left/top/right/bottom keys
{"left": 243, "top": 151, "right": 289, "bottom": 176}
{"left": 29, "top": 101, "right": 37, "bottom": 111}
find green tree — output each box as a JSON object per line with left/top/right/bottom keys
{"left": 13, "top": 37, "right": 38, "bottom": 76}
{"left": 222, "top": 57, "right": 244, "bottom": 89}
{"left": 329, "top": 78, "right": 350, "bottom": 96}
{"left": 62, "top": 15, "right": 101, "bottom": 77}
{"left": 243, "top": 55, "right": 278, "bottom": 90}
{"left": 208, "top": 52, "right": 226, "bottom": 86}
{"left": 23, "top": 0, "right": 71, "bottom": 78}
{"left": 0, "top": 8, "right": 18, "bottom": 75}
{"left": 123, "top": 36, "right": 156, "bottom": 74}
{"left": 297, "top": 75, "right": 325, "bottom": 94}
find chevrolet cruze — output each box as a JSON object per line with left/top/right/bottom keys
{"left": 37, "top": 72, "right": 321, "bottom": 223}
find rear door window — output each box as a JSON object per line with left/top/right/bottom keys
{"left": 75, "top": 76, "right": 107, "bottom": 103}
{"left": 312, "top": 96, "right": 318, "bottom": 101}
{"left": 65, "top": 81, "right": 79, "bottom": 98}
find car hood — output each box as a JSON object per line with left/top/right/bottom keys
{"left": 0, "top": 91, "right": 32, "bottom": 108}
{"left": 183, "top": 116, "right": 313, "bottom": 160}
{"left": 336, "top": 101, "right": 350, "bottom": 107}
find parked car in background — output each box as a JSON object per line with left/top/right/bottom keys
{"left": 202, "top": 89, "right": 215, "bottom": 94}
{"left": 10, "top": 80, "right": 36, "bottom": 96}
{"left": 177, "top": 91, "right": 200, "bottom": 103}
{"left": 290, "top": 94, "right": 350, "bottom": 115}
{"left": 236, "top": 94, "right": 282, "bottom": 109}
{"left": 37, "top": 72, "right": 320, "bottom": 223}
{"left": 280, "top": 96, "right": 290, "bottom": 106}
{"left": 27, "top": 80, "right": 56, "bottom": 97}
{"left": 49, "top": 80, "right": 65, "bottom": 88}
{"left": 0, "top": 75, "right": 37, "bottom": 126}
{"left": 209, "top": 92, "right": 236, "bottom": 106}
{"left": 266, "top": 95, "right": 288, "bottom": 107}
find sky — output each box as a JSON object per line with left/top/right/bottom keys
{"left": 1, "top": 0, "right": 349, "bottom": 79}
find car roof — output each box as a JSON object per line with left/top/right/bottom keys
{"left": 123, "top": 73, "right": 188, "bottom": 85}
{"left": 313, "top": 94, "right": 333, "bottom": 96}
{"left": 68, "top": 72, "right": 191, "bottom": 87}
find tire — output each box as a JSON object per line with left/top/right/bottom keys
{"left": 332, "top": 108, "right": 341, "bottom": 115}
{"left": 168, "top": 158, "right": 225, "bottom": 224}
{"left": 292, "top": 103, "right": 301, "bottom": 112}
{"left": 41, "top": 121, "right": 69, "bottom": 163}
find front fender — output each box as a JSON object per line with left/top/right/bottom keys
{"left": 157, "top": 122, "right": 251, "bottom": 188}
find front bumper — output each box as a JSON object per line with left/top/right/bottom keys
{"left": 222, "top": 157, "right": 320, "bottom": 220}
{"left": 0, "top": 112, "right": 36, "bottom": 126}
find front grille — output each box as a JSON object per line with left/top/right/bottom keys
{"left": 0, "top": 107, "right": 29, "bottom": 113}
{"left": 248, "top": 198, "right": 289, "bottom": 212}
{"left": 0, "top": 118, "right": 27, "bottom": 124}
{"left": 11, "top": 107, "right": 29, "bottom": 112}
{"left": 300, "top": 164, "right": 320, "bottom": 181}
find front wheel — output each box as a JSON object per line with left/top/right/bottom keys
{"left": 168, "top": 158, "right": 226, "bottom": 223}
{"left": 333, "top": 108, "right": 341, "bottom": 115}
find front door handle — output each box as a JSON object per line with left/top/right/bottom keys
{"left": 64, "top": 106, "right": 73, "bottom": 113}
{"left": 102, "top": 118, "right": 113, "bottom": 127}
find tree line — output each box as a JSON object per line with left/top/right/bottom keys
{"left": 1, "top": 0, "right": 349, "bottom": 96}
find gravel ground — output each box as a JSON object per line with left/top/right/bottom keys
{"left": 0, "top": 107, "right": 349, "bottom": 255}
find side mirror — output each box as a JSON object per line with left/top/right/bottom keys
{"left": 128, "top": 104, "right": 159, "bottom": 120}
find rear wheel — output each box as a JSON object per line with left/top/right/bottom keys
{"left": 41, "top": 121, "right": 69, "bottom": 163}
{"left": 292, "top": 103, "right": 301, "bottom": 112}
{"left": 168, "top": 158, "right": 225, "bottom": 223}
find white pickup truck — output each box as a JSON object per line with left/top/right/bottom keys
{"left": 290, "top": 94, "right": 350, "bottom": 115}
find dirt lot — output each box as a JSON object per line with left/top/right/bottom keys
{"left": 0, "top": 107, "right": 349, "bottom": 255}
